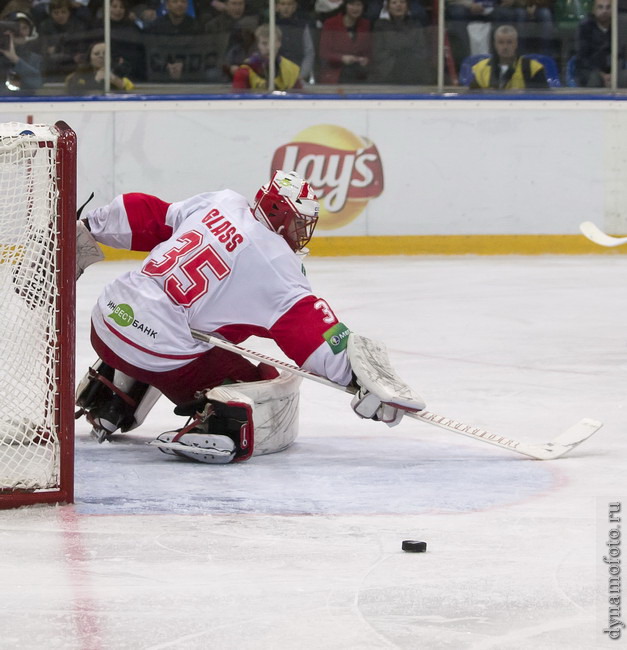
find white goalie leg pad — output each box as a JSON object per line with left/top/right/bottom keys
{"left": 76, "top": 361, "right": 163, "bottom": 432}
{"left": 348, "top": 333, "right": 425, "bottom": 427}
{"left": 76, "top": 220, "right": 104, "bottom": 280}
{"left": 204, "top": 371, "right": 302, "bottom": 458}
{"left": 124, "top": 384, "right": 162, "bottom": 431}
{"left": 75, "top": 359, "right": 162, "bottom": 441}
{"left": 75, "top": 358, "right": 105, "bottom": 403}
{"left": 149, "top": 371, "right": 300, "bottom": 464}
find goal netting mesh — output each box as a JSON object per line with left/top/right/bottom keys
{"left": 0, "top": 123, "right": 64, "bottom": 492}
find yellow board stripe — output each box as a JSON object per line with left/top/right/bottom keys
{"left": 99, "top": 235, "right": 627, "bottom": 260}
{"left": 307, "top": 235, "right": 627, "bottom": 256}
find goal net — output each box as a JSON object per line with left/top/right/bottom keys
{"left": 0, "top": 122, "right": 76, "bottom": 509}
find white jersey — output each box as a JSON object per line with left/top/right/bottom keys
{"left": 87, "top": 190, "right": 352, "bottom": 385}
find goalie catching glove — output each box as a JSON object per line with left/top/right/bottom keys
{"left": 347, "top": 333, "right": 426, "bottom": 427}
{"left": 76, "top": 219, "right": 104, "bottom": 279}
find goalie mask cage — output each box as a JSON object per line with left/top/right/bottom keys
{"left": 0, "top": 121, "right": 76, "bottom": 509}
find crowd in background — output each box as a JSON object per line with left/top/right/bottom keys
{"left": 0, "top": 0, "right": 623, "bottom": 93}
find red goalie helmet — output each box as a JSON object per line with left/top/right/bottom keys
{"left": 253, "top": 170, "right": 319, "bottom": 252}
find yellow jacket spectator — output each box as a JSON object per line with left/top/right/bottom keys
{"left": 232, "top": 24, "right": 302, "bottom": 90}
{"left": 469, "top": 25, "right": 549, "bottom": 90}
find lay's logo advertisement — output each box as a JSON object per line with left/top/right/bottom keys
{"left": 271, "top": 125, "right": 384, "bottom": 230}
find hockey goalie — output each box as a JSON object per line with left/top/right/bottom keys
{"left": 75, "top": 170, "right": 425, "bottom": 463}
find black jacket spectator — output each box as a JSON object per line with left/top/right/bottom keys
{"left": 89, "top": 0, "right": 146, "bottom": 79}
{"left": 148, "top": 12, "right": 200, "bottom": 34}
{"left": 372, "top": 0, "right": 433, "bottom": 85}
{"left": 145, "top": 0, "right": 203, "bottom": 80}
{"left": 576, "top": 3, "right": 611, "bottom": 87}
{"left": 39, "top": 0, "right": 90, "bottom": 81}
{"left": 276, "top": 0, "right": 314, "bottom": 81}
{"left": 205, "top": 0, "right": 258, "bottom": 81}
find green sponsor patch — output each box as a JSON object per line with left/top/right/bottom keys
{"left": 108, "top": 303, "right": 135, "bottom": 327}
{"left": 323, "top": 322, "right": 351, "bottom": 354}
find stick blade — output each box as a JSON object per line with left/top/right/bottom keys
{"left": 527, "top": 418, "right": 603, "bottom": 460}
{"left": 580, "top": 221, "right": 627, "bottom": 247}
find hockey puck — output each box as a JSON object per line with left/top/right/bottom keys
{"left": 402, "top": 540, "right": 427, "bottom": 553}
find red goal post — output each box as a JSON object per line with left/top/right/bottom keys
{"left": 0, "top": 121, "right": 76, "bottom": 509}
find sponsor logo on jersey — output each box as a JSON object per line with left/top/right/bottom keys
{"left": 107, "top": 301, "right": 158, "bottom": 338}
{"left": 271, "top": 124, "right": 384, "bottom": 230}
{"left": 323, "top": 322, "right": 351, "bottom": 354}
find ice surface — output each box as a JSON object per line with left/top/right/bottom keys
{"left": 1, "top": 255, "right": 625, "bottom": 649}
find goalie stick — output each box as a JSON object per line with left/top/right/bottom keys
{"left": 580, "top": 221, "right": 627, "bottom": 247}
{"left": 190, "top": 329, "right": 602, "bottom": 460}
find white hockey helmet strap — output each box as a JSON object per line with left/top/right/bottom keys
{"left": 252, "top": 170, "right": 319, "bottom": 252}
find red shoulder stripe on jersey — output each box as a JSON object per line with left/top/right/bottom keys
{"left": 212, "top": 297, "right": 339, "bottom": 368}
{"left": 123, "top": 193, "right": 174, "bottom": 251}
{"left": 270, "top": 295, "right": 339, "bottom": 366}
{"left": 102, "top": 317, "right": 206, "bottom": 360}
{"left": 214, "top": 323, "right": 271, "bottom": 343}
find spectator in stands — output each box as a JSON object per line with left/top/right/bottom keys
{"left": 315, "top": 0, "right": 343, "bottom": 26}
{"left": 204, "top": 0, "right": 251, "bottom": 29}
{"left": 1, "top": 0, "right": 39, "bottom": 22}
{"left": 72, "top": 0, "right": 94, "bottom": 25}
{"left": 146, "top": 0, "right": 201, "bottom": 81}
{"left": 275, "top": 0, "right": 314, "bottom": 82}
{"left": 65, "top": 40, "right": 134, "bottom": 92}
{"left": 445, "top": 0, "right": 525, "bottom": 67}
{"left": 318, "top": 0, "right": 371, "bottom": 84}
{"left": 197, "top": 0, "right": 260, "bottom": 26}
{"left": 372, "top": 0, "right": 434, "bottom": 84}
{"left": 6, "top": 0, "right": 85, "bottom": 25}
{"left": 468, "top": 23, "right": 549, "bottom": 87}
{"left": 125, "top": 0, "right": 161, "bottom": 29}
{"left": 519, "top": 0, "right": 554, "bottom": 55}
{"left": 232, "top": 23, "right": 302, "bottom": 88}
{"left": 28, "top": 0, "right": 52, "bottom": 27}
{"left": 366, "top": 0, "right": 428, "bottom": 25}
{"left": 39, "top": 0, "right": 89, "bottom": 81}
{"left": 195, "top": 0, "right": 222, "bottom": 26}
{"left": 99, "top": 0, "right": 145, "bottom": 79}
{"left": 0, "top": 11, "right": 42, "bottom": 92}
{"left": 148, "top": 0, "right": 199, "bottom": 33}
{"left": 204, "top": 0, "right": 258, "bottom": 80}
{"left": 110, "top": 0, "right": 145, "bottom": 79}
{"left": 575, "top": 0, "right": 626, "bottom": 86}
{"left": 88, "top": 0, "right": 145, "bottom": 79}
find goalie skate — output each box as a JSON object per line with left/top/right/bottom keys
{"left": 85, "top": 394, "right": 130, "bottom": 443}
{"left": 152, "top": 431, "right": 236, "bottom": 464}
{"left": 149, "top": 371, "right": 301, "bottom": 464}
{"left": 149, "top": 392, "right": 253, "bottom": 464}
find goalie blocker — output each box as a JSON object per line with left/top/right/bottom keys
{"left": 347, "top": 334, "right": 426, "bottom": 426}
